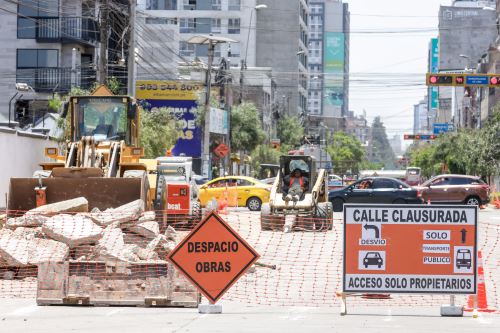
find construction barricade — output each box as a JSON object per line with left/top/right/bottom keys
{"left": 0, "top": 201, "right": 499, "bottom": 314}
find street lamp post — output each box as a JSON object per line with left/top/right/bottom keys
{"left": 187, "top": 35, "right": 238, "bottom": 178}
{"left": 241, "top": 4, "right": 267, "bottom": 103}
{"left": 9, "top": 83, "right": 34, "bottom": 128}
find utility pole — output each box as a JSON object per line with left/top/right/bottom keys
{"left": 98, "top": 0, "right": 109, "bottom": 84}
{"left": 127, "top": 0, "right": 136, "bottom": 97}
{"left": 204, "top": 39, "right": 214, "bottom": 179}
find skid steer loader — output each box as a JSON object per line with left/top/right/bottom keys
{"left": 8, "top": 85, "right": 150, "bottom": 212}
{"left": 260, "top": 155, "right": 333, "bottom": 232}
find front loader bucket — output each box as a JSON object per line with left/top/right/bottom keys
{"left": 8, "top": 178, "right": 144, "bottom": 213}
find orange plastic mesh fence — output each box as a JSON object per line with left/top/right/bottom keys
{"left": 0, "top": 209, "right": 498, "bottom": 311}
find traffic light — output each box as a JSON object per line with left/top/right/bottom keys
{"left": 427, "top": 74, "right": 454, "bottom": 86}
{"left": 455, "top": 76, "right": 465, "bottom": 85}
{"left": 490, "top": 76, "right": 500, "bottom": 86}
{"left": 404, "top": 134, "right": 415, "bottom": 140}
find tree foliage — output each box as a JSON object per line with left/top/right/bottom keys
{"left": 230, "top": 102, "right": 266, "bottom": 152}
{"left": 277, "top": 116, "right": 304, "bottom": 150}
{"left": 140, "top": 107, "right": 182, "bottom": 158}
{"left": 250, "top": 144, "right": 281, "bottom": 178}
{"left": 410, "top": 109, "right": 500, "bottom": 179}
{"left": 369, "top": 117, "right": 396, "bottom": 169}
{"left": 326, "top": 131, "right": 366, "bottom": 175}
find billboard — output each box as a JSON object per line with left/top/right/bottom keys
{"left": 430, "top": 38, "right": 439, "bottom": 110}
{"left": 343, "top": 204, "right": 477, "bottom": 294}
{"left": 324, "top": 32, "right": 345, "bottom": 117}
{"left": 136, "top": 81, "right": 202, "bottom": 158}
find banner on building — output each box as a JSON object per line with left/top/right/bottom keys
{"left": 136, "top": 81, "right": 202, "bottom": 157}
{"left": 324, "top": 32, "right": 345, "bottom": 117}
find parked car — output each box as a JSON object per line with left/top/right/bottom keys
{"left": 328, "top": 177, "right": 423, "bottom": 212}
{"left": 328, "top": 174, "right": 343, "bottom": 191}
{"left": 199, "top": 176, "right": 271, "bottom": 211}
{"left": 416, "top": 174, "right": 490, "bottom": 206}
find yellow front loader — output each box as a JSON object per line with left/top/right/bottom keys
{"left": 8, "top": 85, "right": 152, "bottom": 212}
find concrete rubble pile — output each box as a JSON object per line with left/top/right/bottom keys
{"left": 0, "top": 197, "right": 180, "bottom": 273}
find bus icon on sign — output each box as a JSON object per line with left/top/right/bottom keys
{"left": 456, "top": 249, "right": 472, "bottom": 269}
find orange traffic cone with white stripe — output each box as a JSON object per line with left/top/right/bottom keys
{"left": 464, "top": 250, "right": 496, "bottom": 315}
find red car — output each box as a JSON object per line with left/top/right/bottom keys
{"left": 416, "top": 174, "right": 490, "bottom": 206}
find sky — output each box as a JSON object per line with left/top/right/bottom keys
{"left": 346, "top": 0, "right": 444, "bottom": 141}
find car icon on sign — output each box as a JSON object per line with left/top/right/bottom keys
{"left": 364, "top": 252, "right": 383, "bottom": 268}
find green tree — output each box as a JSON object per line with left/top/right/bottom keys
{"left": 140, "top": 107, "right": 182, "bottom": 158}
{"left": 277, "top": 116, "right": 304, "bottom": 150}
{"left": 250, "top": 144, "right": 281, "bottom": 178}
{"left": 369, "top": 117, "right": 396, "bottom": 168}
{"left": 230, "top": 102, "right": 266, "bottom": 152}
{"left": 327, "top": 131, "right": 366, "bottom": 175}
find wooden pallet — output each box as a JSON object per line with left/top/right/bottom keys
{"left": 37, "top": 261, "right": 200, "bottom": 307}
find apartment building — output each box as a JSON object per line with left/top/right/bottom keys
{"left": 137, "top": 0, "right": 258, "bottom": 75}
{"left": 0, "top": 0, "right": 102, "bottom": 128}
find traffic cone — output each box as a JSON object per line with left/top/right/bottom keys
{"left": 464, "top": 250, "right": 496, "bottom": 314}
{"left": 218, "top": 198, "right": 228, "bottom": 215}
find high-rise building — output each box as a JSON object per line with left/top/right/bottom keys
{"left": 307, "top": 0, "right": 349, "bottom": 133}
{"left": 255, "top": 0, "right": 309, "bottom": 117}
{"left": 0, "top": 0, "right": 102, "bottom": 127}
{"left": 137, "top": 0, "right": 259, "bottom": 80}
{"left": 437, "top": 3, "right": 497, "bottom": 127}
{"left": 413, "top": 97, "right": 429, "bottom": 134}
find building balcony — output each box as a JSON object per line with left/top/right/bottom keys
{"left": 16, "top": 67, "right": 96, "bottom": 93}
{"left": 36, "top": 17, "right": 99, "bottom": 46}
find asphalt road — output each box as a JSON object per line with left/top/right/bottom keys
{"left": 0, "top": 299, "right": 498, "bottom": 333}
{"left": 0, "top": 206, "right": 498, "bottom": 332}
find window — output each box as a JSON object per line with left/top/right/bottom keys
{"left": 430, "top": 177, "right": 449, "bottom": 186}
{"left": 211, "top": 18, "right": 221, "bottom": 33}
{"left": 373, "top": 179, "right": 402, "bottom": 189}
{"left": 237, "top": 179, "right": 253, "bottom": 186}
{"left": 449, "top": 177, "right": 473, "bottom": 185}
{"left": 228, "top": 43, "right": 240, "bottom": 57}
{"left": 19, "top": 0, "right": 58, "bottom": 18}
{"left": 17, "top": 0, "right": 59, "bottom": 39}
{"left": 228, "top": 0, "right": 240, "bottom": 11}
{"left": 183, "top": 0, "right": 196, "bottom": 10}
{"left": 17, "top": 49, "right": 58, "bottom": 68}
{"left": 146, "top": 0, "right": 177, "bottom": 10}
{"left": 211, "top": 0, "right": 221, "bottom": 10}
{"left": 228, "top": 18, "right": 240, "bottom": 34}
{"left": 146, "top": 17, "right": 177, "bottom": 24}
{"left": 180, "top": 18, "right": 195, "bottom": 33}
{"left": 179, "top": 41, "right": 195, "bottom": 56}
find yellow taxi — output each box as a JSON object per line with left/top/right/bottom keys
{"left": 199, "top": 176, "right": 271, "bottom": 211}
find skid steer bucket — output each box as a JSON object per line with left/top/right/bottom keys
{"left": 8, "top": 178, "right": 145, "bottom": 213}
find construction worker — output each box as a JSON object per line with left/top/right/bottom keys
{"left": 283, "top": 168, "right": 309, "bottom": 203}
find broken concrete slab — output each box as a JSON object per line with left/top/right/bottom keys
{"left": 42, "top": 214, "right": 103, "bottom": 248}
{"left": 0, "top": 229, "right": 68, "bottom": 266}
{"left": 0, "top": 229, "right": 30, "bottom": 266}
{"left": 90, "top": 199, "right": 145, "bottom": 227}
{"left": 27, "top": 197, "right": 89, "bottom": 216}
{"left": 6, "top": 215, "right": 48, "bottom": 228}
{"left": 13, "top": 227, "right": 44, "bottom": 239}
{"left": 29, "top": 238, "right": 69, "bottom": 265}
{"left": 138, "top": 211, "right": 156, "bottom": 223}
{"left": 127, "top": 221, "right": 159, "bottom": 239}
{"left": 164, "top": 225, "right": 177, "bottom": 242}
{"left": 146, "top": 235, "right": 177, "bottom": 259}
{"left": 94, "top": 226, "right": 144, "bottom": 263}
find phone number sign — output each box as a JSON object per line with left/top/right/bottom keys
{"left": 343, "top": 204, "right": 477, "bottom": 294}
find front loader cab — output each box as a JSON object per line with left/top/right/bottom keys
{"left": 278, "top": 155, "right": 316, "bottom": 195}
{"left": 69, "top": 96, "right": 139, "bottom": 146}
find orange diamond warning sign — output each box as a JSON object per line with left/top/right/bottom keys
{"left": 167, "top": 212, "right": 260, "bottom": 304}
